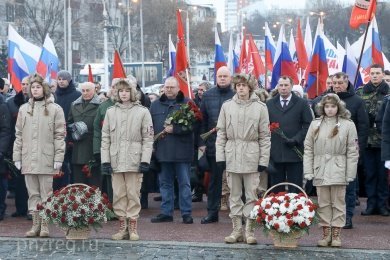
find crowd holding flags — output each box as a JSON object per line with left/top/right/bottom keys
{"left": 6, "top": 0, "right": 389, "bottom": 100}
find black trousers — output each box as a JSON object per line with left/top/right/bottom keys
{"left": 270, "top": 162, "right": 303, "bottom": 194}
{"left": 206, "top": 156, "right": 224, "bottom": 216}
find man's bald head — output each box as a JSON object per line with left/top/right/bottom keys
{"left": 216, "top": 66, "right": 231, "bottom": 88}
{"left": 80, "top": 82, "right": 96, "bottom": 100}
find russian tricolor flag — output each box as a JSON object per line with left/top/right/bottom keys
{"left": 264, "top": 22, "right": 276, "bottom": 71}
{"left": 214, "top": 28, "right": 227, "bottom": 84}
{"left": 341, "top": 38, "right": 363, "bottom": 89}
{"left": 36, "top": 34, "right": 59, "bottom": 82}
{"left": 167, "top": 34, "right": 176, "bottom": 77}
{"left": 361, "top": 16, "right": 384, "bottom": 70}
{"left": 271, "top": 25, "right": 298, "bottom": 89}
{"left": 306, "top": 20, "right": 329, "bottom": 99}
{"left": 8, "top": 25, "right": 41, "bottom": 91}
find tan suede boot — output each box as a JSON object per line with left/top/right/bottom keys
{"left": 331, "top": 227, "right": 342, "bottom": 247}
{"left": 26, "top": 212, "right": 41, "bottom": 237}
{"left": 224, "top": 217, "right": 244, "bottom": 243}
{"left": 317, "top": 226, "right": 332, "bottom": 247}
{"left": 128, "top": 219, "right": 140, "bottom": 241}
{"left": 220, "top": 194, "right": 229, "bottom": 211}
{"left": 244, "top": 218, "right": 257, "bottom": 245}
{"left": 111, "top": 217, "right": 129, "bottom": 240}
{"left": 40, "top": 218, "right": 49, "bottom": 237}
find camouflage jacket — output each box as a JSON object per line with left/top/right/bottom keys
{"left": 356, "top": 81, "right": 389, "bottom": 148}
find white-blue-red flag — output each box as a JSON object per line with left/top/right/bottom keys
{"left": 36, "top": 34, "right": 59, "bottom": 82}
{"left": 271, "top": 25, "right": 299, "bottom": 89}
{"left": 264, "top": 22, "right": 276, "bottom": 71}
{"left": 8, "top": 25, "right": 41, "bottom": 91}
{"left": 214, "top": 28, "right": 227, "bottom": 84}
{"left": 233, "top": 34, "right": 240, "bottom": 73}
{"left": 340, "top": 39, "right": 363, "bottom": 89}
{"left": 227, "top": 32, "right": 234, "bottom": 75}
{"left": 360, "top": 16, "right": 383, "bottom": 69}
{"left": 306, "top": 19, "right": 329, "bottom": 99}
{"left": 304, "top": 17, "right": 313, "bottom": 62}
{"left": 167, "top": 34, "right": 176, "bottom": 77}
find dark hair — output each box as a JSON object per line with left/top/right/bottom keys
{"left": 333, "top": 72, "right": 348, "bottom": 82}
{"left": 384, "top": 70, "right": 390, "bottom": 76}
{"left": 370, "top": 64, "right": 384, "bottom": 72}
{"left": 278, "top": 76, "right": 293, "bottom": 86}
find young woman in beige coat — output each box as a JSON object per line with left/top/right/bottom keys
{"left": 101, "top": 79, "right": 153, "bottom": 241}
{"left": 216, "top": 73, "right": 271, "bottom": 245}
{"left": 13, "top": 74, "right": 66, "bottom": 237}
{"left": 304, "top": 94, "right": 359, "bottom": 247}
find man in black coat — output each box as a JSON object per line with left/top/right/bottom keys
{"left": 331, "top": 72, "right": 369, "bottom": 228}
{"left": 149, "top": 77, "right": 194, "bottom": 224}
{"left": 0, "top": 88, "right": 12, "bottom": 221}
{"left": 6, "top": 76, "right": 30, "bottom": 219}
{"left": 266, "top": 76, "right": 313, "bottom": 193}
{"left": 54, "top": 70, "right": 81, "bottom": 189}
{"left": 199, "top": 66, "right": 234, "bottom": 224}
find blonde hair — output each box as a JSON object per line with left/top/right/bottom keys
{"left": 28, "top": 73, "right": 51, "bottom": 116}
{"left": 114, "top": 79, "right": 138, "bottom": 103}
{"left": 314, "top": 93, "right": 350, "bottom": 138}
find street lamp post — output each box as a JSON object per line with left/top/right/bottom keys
{"left": 132, "top": 0, "right": 145, "bottom": 88}
{"left": 126, "top": 0, "right": 132, "bottom": 62}
{"left": 310, "top": 11, "right": 325, "bottom": 24}
{"left": 102, "top": 0, "right": 109, "bottom": 89}
{"left": 67, "top": 0, "right": 72, "bottom": 74}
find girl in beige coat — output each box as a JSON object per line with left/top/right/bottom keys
{"left": 13, "top": 74, "right": 66, "bottom": 237}
{"left": 216, "top": 73, "right": 271, "bottom": 244}
{"left": 101, "top": 79, "right": 153, "bottom": 241}
{"left": 304, "top": 94, "right": 359, "bottom": 247}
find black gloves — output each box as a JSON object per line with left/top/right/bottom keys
{"left": 284, "top": 138, "right": 297, "bottom": 147}
{"left": 257, "top": 165, "right": 267, "bottom": 173}
{"left": 0, "top": 152, "right": 4, "bottom": 162}
{"left": 139, "top": 162, "right": 150, "bottom": 174}
{"left": 216, "top": 161, "right": 226, "bottom": 171}
{"left": 94, "top": 153, "right": 101, "bottom": 163}
{"left": 101, "top": 163, "right": 113, "bottom": 175}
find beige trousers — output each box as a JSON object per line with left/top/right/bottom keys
{"left": 112, "top": 172, "right": 143, "bottom": 219}
{"left": 25, "top": 174, "right": 53, "bottom": 212}
{"left": 257, "top": 172, "right": 268, "bottom": 194}
{"left": 317, "top": 185, "right": 346, "bottom": 227}
{"left": 227, "top": 171, "right": 260, "bottom": 218}
{"left": 221, "top": 170, "right": 230, "bottom": 196}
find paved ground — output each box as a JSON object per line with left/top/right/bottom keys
{"left": 1, "top": 194, "right": 389, "bottom": 259}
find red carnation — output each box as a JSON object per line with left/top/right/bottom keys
{"left": 269, "top": 122, "right": 280, "bottom": 132}
{"left": 72, "top": 216, "right": 78, "bottom": 221}
{"left": 85, "top": 192, "right": 91, "bottom": 198}
{"left": 89, "top": 203, "right": 94, "bottom": 209}
{"left": 46, "top": 209, "right": 51, "bottom": 214}
{"left": 80, "top": 209, "right": 86, "bottom": 215}
{"left": 51, "top": 212, "right": 57, "bottom": 218}
{"left": 47, "top": 197, "right": 52, "bottom": 202}
{"left": 286, "top": 213, "right": 292, "bottom": 219}
{"left": 81, "top": 198, "right": 86, "bottom": 204}
{"left": 36, "top": 204, "right": 44, "bottom": 210}
{"left": 88, "top": 218, "right": 95, "bottom": 224}
{"left": 71, "top": 188, "right": 77, "bottom": 193}
{"left": 261, "top": 213, "right": 266, "bottom": 220}
{"left": 97, "top": 203, "right": 103, "bottom": 210}
{"left": 285, "top": 202, "right": 290, "bottom": 208}
{"left": 61, "top": 216, "right": 66, "bottom": 223}
{"left": 54, "top": 204, "right": 59, "bottom": 210}
{"left": 293, "top": 211, "right": 299, "bottom": 216}
{"left": 271, "top": 197, "right": 278, "bottom": 203}
{"left": 61, "top": 205, "right": 68, "bottom": 211}
{"left": 267, "top": 215, "right": 273, "bottom": 221}
{"left": 284, "top": 196, "right": 290, "bottom": 201}
{"left": 275, "top": 211, "right": 282, "bottom": 217}
{"left": 297, "top": 204, "right": 303, "bottom": 210}
{"left": 59, "top": 197, "right": 65, "bottom": 203}
{"left": 89, "top": 188, "right": 95, "bottom": 194}
{"left": 265, "top": 204, "right": 271, "bottom": 209}
{"left": 274, "top": 223, "right": 280, "bottom": 230}
{"left": 69, "top": 195, "right": 76, "bottom": 201}
{"left": 72, "top": 203, "right": 79, "bottom": 210}
{"left": 299, "top": 222, "right": 306, "bottom": 228}
{"left": 287, "top": 220, "right": 294, "bottom": 227}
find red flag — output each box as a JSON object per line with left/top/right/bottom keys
{"left": 247, "top": 34, "right": 265, "bottom": 78}
{"left": 112, "top": 49, "right": 126, "bottom": 79}
{"left": 239, "top": 31, "right": 248, "bottom": 73}
{"left": 350, "top": 0, "right": 377, "bottom": 29}
{"left": 88, "top": 64, "right": 94, "bottom": 83}
{"left": 174, "top": 10, "right": 193, "bottom": 98}
{"left": 295, "top": 19, "right": 308, "bottom": 70}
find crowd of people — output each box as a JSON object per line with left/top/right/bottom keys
{"left": 0, "top": 63, "right": 389, "bottom": 247}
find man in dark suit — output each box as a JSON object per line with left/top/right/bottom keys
{"left": 266, "top": 76, "right": 313, "bottom": 193}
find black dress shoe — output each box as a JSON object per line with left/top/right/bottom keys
{"left": 361, "top": 207, "right": 376, "bottom": 216}
{"left": 378, "top": 207, "right": 389, "bottom": 216}
{"left": 343, "top": 217, "right": 353, "bottom": 229}
{"left": 192, "top": 193, "right": 203, "bottom": 202}
{"left": 11, "top": 212, "right": 27, "bottom": 217}
{"left": 182, "top": 214, "right": 193, "bottom": 224}
{"left": 151, "top": 214, "right": 173, "bottom": 223}
{"left": 153, "top": 196, "right": 162, "bottom": 201}
{"left": 201, "top": 214, "right": 218, "bottom": 224}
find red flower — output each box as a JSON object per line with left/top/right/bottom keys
{"left": 61, "top": 205, "right": 68, "bottom": 211}
{"left": 59, "top": 197, "right": 65, "bottom": 203}
{"left": 72, "top": 216, "right": 78, "bottom": 221}
{"left": 88, "top": 218, "right": 95, "bottom": 224}
{"left": 61, "top": 216, "right": 66, "bottom": 223}
{"left": 69, "top": 195, "right": 76, "bottom": 201}
{"left": 261, "top": 213, "right": 266, "bottom": 220}
{"left": 36, "top": 204, "right": 44, "bottom": 210}
{"left": 299, "top": 222, "right": 306, "bottom": 228}
{"left": 271, "top": 197, "right": 278, "bottom": 203}
{"left": 284, "top": 202, "right": 290, "bottom": 208}
{"left": 85, "top": 192, "right": 91, "bottom": 198}
{"left": 274, "top": 223, "right": 280, "bottom": 230}
{"left": 293, "top": 211, "right": 299, "bottom": 216}
{"left": 275, "top": 211, "right": 282, "bottom": 217}
{"left": 80, "top": 209, "right": 86, "bottom": 215}
{"left": 269, "top": 122, "right": 280, "bottom": 132}
{"left": 72, "top": 203, "right": 79, "bottom": 210}
{"left": 286, "top": 213, "right": 292, "bottom": 219}
{"left": 51, "top": 212, "right": 57, "bottom": 218}
{"left": 47, "top": 197, "right": 52, "bottom": 202}
{"left": 276, "top": 191, "right": 286, "bottom": 196}
{"left": 296, "top": 204, "right": 303, "bottom": 210}
{"left": 46, "top": 209, "right": 51, "bottom": 214}
{"left": 81, "top": 165, "right": 89, "bottom": 174}
{"left": 267, "top": 215, "right": 273, "bottom": 221}
{"left": 97, "top": 203, "right": 103, "bottom": 210}
{"left": 89, "top": 203, "right": 94, "bottom": 209}
{"left": 81, "top": 198, "right": 86, "bottom": 204}
{"left": 265, "top": 204, "right": 271, "bottom": 209}
{"left": 287, "top": 220, "right": 294, "bottom": 227}
{"left": 53, "top": 204, "right": 59, "bottom": 210}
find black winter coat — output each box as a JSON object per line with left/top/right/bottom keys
{"left": 0, "top": 98, "right": 12, "bottom": 173}
{"left": 150, "top": 91, "right": 194, "bottom": 163}
{"left": 381, "top": 100, "right": 390, "bottom": 160}
{"left": 334, "top": 83, "right": 369, "bottom": 153}
{"left": 55, "top": 81, "right": 81, "bottom": 120}
{"left": 200, "top": 85, "right": 234, "bottom": 156}
{"left": 266, "top": 93, "right": 313, "bottom": 163}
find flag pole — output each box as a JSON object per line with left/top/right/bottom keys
{"left": 185, "top": 68, "right": 191, "bottom": 98}
{"left": 354, "top": 20, "right": 371, "bottom": 88}
{"left": 264, "top": 67, "right": 268, "bottom": 89}
{"left": 316, "top": 71, "right": 319, "bottom": 97}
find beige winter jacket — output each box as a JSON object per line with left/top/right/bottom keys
{"left": 13, "top": 96, "right": 66, "bottom": 175}
{"left": 101, "top": 102, "right": 154, "bottom": 173}
{"left": 216, "top": 92, "right": 271, "bottom": 173}
{"left": 303, "top": 116, "right": 359, "bottom": 186}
